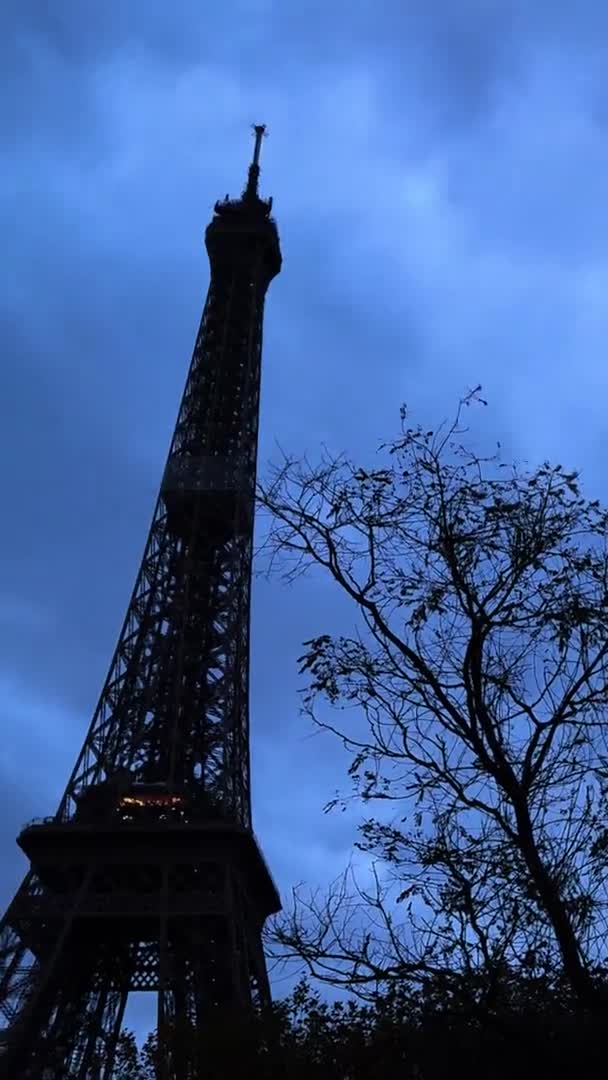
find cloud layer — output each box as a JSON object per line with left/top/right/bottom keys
{"left": 3, "top": 1, "right": 608, "bottom": 1010}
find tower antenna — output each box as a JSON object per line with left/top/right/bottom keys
{"left": 245, "top": 122, "right": 268, "bottom": 198}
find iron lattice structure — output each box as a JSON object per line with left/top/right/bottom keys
{"left": 0, "top": 126, "right": 282, "bottom": 1079}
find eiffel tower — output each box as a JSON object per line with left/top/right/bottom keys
{"left": 0, "top": 125, "right": 282, "bottom": 1078}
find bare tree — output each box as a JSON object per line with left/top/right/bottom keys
{"left": 257, "top": 390, "right": 608, "bottom": 1009}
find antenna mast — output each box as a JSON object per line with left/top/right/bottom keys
{"left": 245, "top": 122, "right": 267, "bottom": 198}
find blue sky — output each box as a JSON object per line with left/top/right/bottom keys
{"left": 3, "top": 0, "right": 608, "bottom": 1018}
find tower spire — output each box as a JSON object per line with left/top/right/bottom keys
{"left": 244, "top": 122, "right": 267, "bottom": 199}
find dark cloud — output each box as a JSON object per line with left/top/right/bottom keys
{"left": 6, "top": 0, "right": 605, "bottom": 162}
{"left": 5, "top": 0, "right": 202, "bottom": 66}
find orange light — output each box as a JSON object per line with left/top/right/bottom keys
{"left": 119, "top": 795, "right": 184, "bottom": 808}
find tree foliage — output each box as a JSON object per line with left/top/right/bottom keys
{"left": 111, "top": 974, "right": 606, "bottom": 1079}
{"left": 257, "top": 390, "right": 608, "bottom": 1009}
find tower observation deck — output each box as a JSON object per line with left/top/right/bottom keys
{"left": 0, "top": 125, "right": 282, "bottom": 1078}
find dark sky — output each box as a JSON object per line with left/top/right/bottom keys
{"left": 3, "top": 0, "right": 608, "bottom": 1014}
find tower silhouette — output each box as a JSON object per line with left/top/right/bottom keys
{"left": 0, "top": 126, "right": 282, "bottom": 1078}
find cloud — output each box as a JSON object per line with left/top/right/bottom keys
{"left": 0, "top": 673, "right": 82, "bottom": 910}
{"left": 3, "top": 0, "right": 608, "bottom": 1017}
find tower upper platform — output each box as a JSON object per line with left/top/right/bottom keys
{"left": 205, "top": 124, "right": 282, "bottom": 283}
